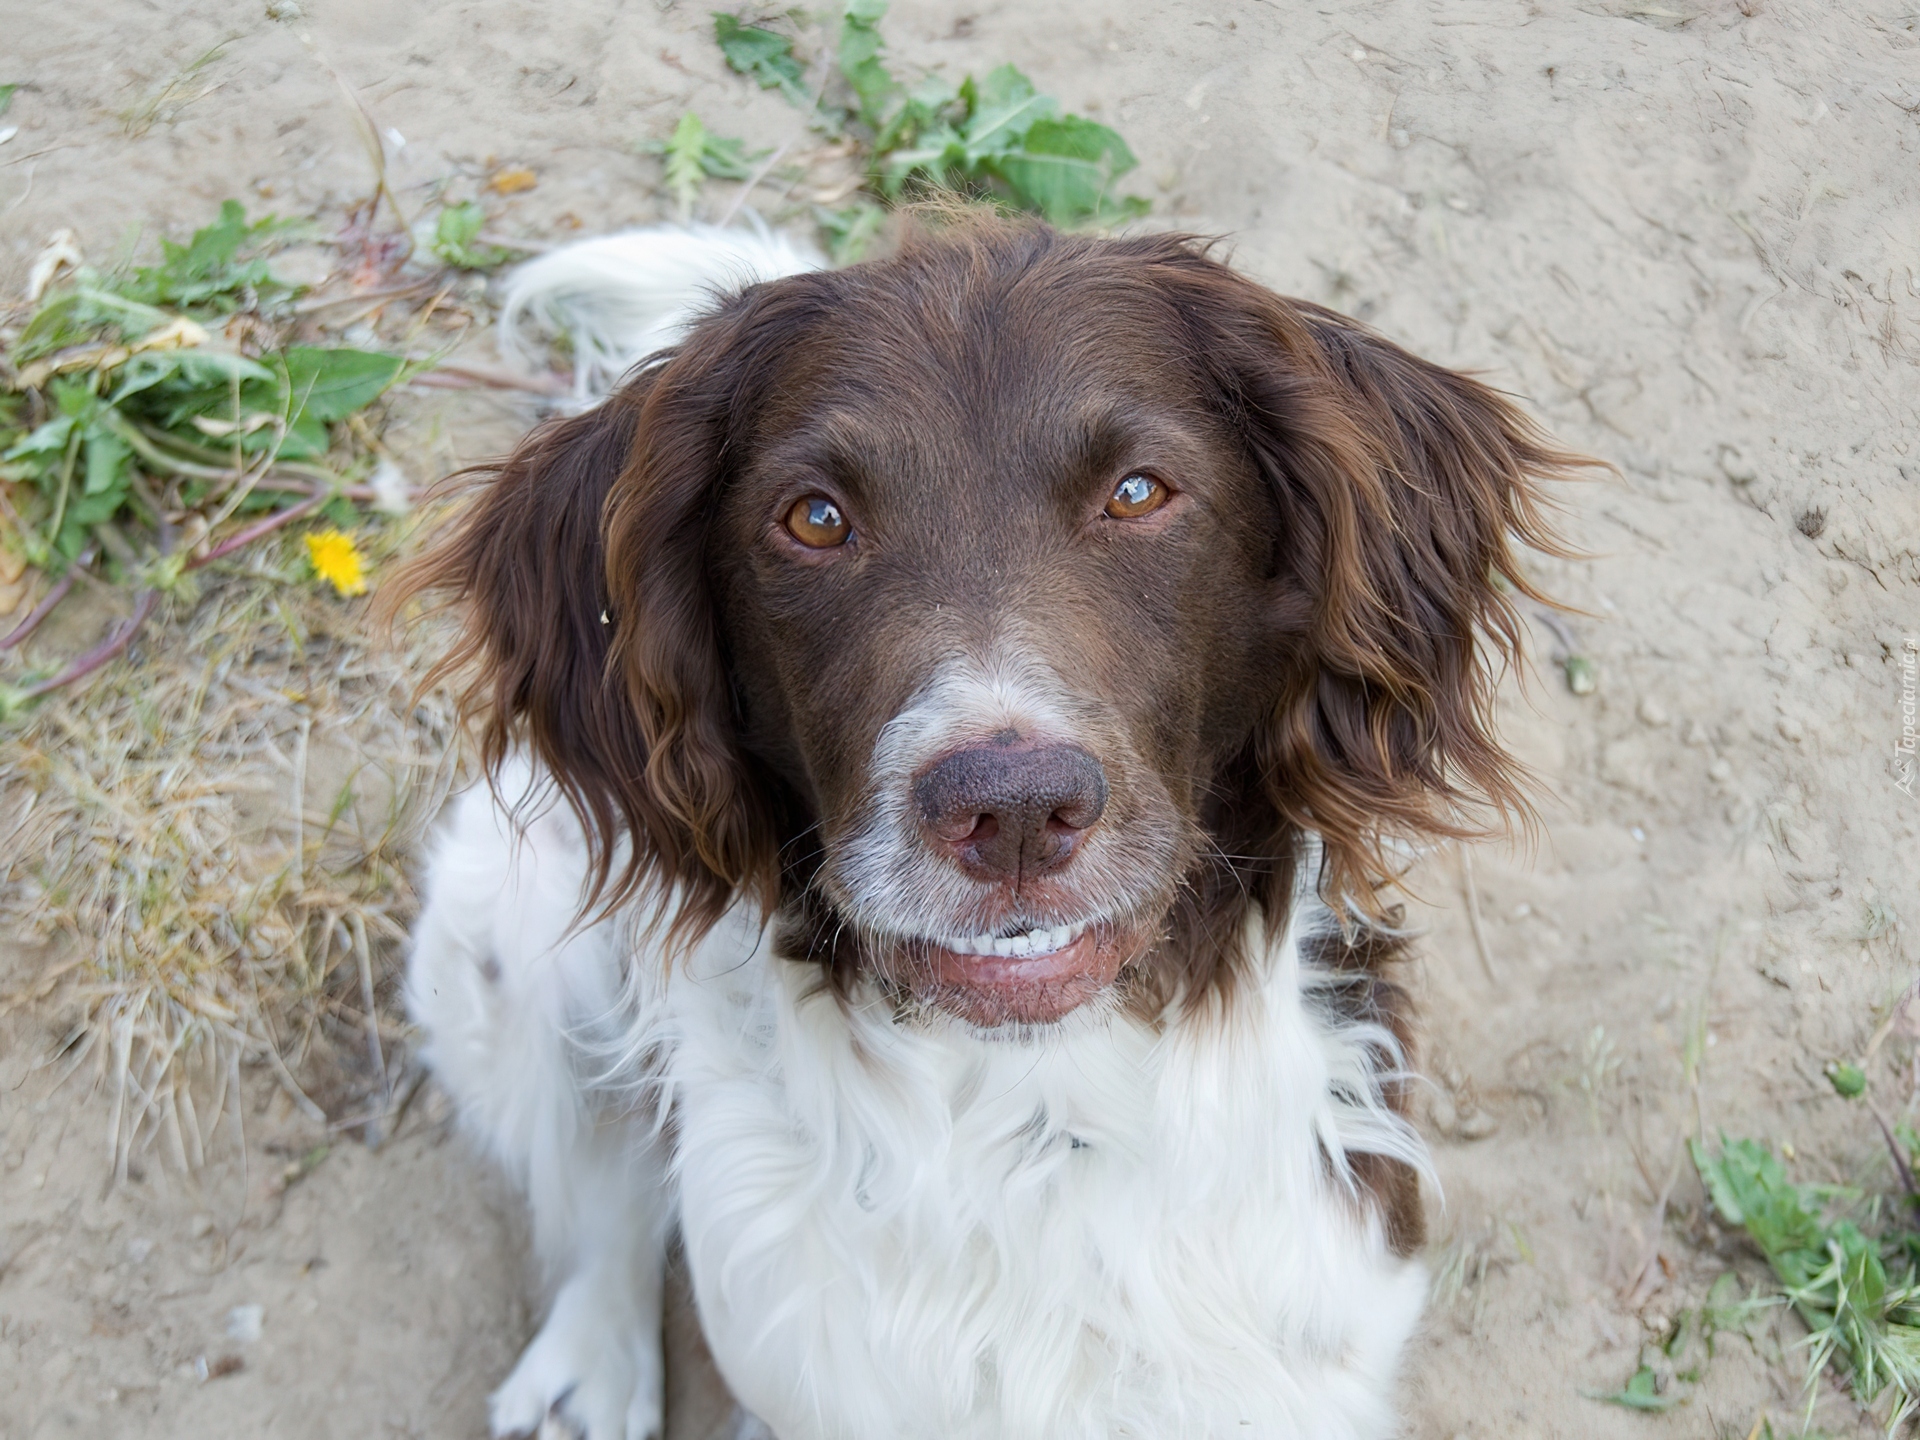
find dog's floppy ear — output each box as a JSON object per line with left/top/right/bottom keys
{"left": 388, "top": 331, "right": 781, "bottom": 943}
{"left": 1152, "top": 245, "right": 1586, "bottom": 910}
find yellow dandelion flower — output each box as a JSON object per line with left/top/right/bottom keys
{"left": 305, "top": 528, "right": 369, "bottom": 597}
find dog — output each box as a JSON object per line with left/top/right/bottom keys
{"left": 393, "top": 214, "right": 1575, "bottom": 1440}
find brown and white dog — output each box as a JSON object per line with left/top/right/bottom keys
{"left": 395, "top": 216, "right": 1575, "bottom": 1440}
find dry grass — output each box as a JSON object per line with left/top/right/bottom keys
{"left": 0, "top": 523, "right": 466, "bottom": 1178}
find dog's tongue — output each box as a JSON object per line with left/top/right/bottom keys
{"left": 919, "top": 930, "right": 1123, "bottom": 1027}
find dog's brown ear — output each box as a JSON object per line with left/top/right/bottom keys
{"left": 386, "top": 346, "right": 779, "bottom": 943}
{"left": 1151, "top": 246, "right": 1586, "bottom": 910}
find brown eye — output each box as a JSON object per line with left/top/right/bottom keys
{"left": 1105, "top": 473, "right": 1169, "bottom": 519}
{"left": 784, "top": 495, "right": 851, "bottom": 548}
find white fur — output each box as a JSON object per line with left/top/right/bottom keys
{"left": 497, "top": 224, "right": 824, "bottom": 404}
{"left": 409, "top": 757, "right": 1429, "bottom": 1440}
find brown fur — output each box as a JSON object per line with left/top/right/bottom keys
{"left": 385, "top": 216, "right": 1585, "bottom": 1247}
{"left": 1303, "top": 911, "right": 1425, "bottom": 1254}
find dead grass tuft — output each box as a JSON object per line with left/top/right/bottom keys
{"left": 0, "top": 529, "right": 465, "bottom": 1178}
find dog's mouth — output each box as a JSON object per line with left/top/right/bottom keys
{"left": 878, "top": 920, "right": 1132, "bottom": 1029}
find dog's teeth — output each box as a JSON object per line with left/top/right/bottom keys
{"left": 934, "top": 926, "right": 1090, "bottom": 958}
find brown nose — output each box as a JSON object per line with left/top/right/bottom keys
{"left": 914, "top": 743, "right": 1109, "bottom": 883}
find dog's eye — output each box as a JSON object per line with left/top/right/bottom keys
{"left": 1105, "top": 473, "right": 1169, "bottom": 519}
{"left": 785, "top": 496, "right": 852, "bottom": 548}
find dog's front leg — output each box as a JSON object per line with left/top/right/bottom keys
{"left": 489, "top": 1120, "right": 671, "bottom": 1440}
{"left": 407, "top": 772, "right": 672, "bottom": 1440}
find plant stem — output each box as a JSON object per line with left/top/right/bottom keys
{"left": 21, "top": 588, "right": 159, "bottom": 699}
{"left": 46, "top": 424, "right": 81, "bottom": 548}
{"left": 107, "top": 413, "right": 236, "bottom": 482}
{"left": 0, "top": 544, "right": 97, "bottom": 651}
{"left": 8, "top": 484, "right": 328, "bottom": 708}
{"left": 190, "top": 487, "right": 328, "bottom": 569}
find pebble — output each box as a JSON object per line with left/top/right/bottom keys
{"left": 1708, "top": 757, "right": 1733, "bottom": 782}
{"left": 1456, "top": 1109, "right": 1499, "bottom": 1140}
{"left": 1636, "top": 696, "right": 1669, "bottom": 726}
{"left": 226, "top": 1304, "right": 264, "bottom": 1343}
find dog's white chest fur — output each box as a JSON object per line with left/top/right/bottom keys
{"left": 662, "top": 913, "right": 1425, "bottom": 1440}
{"left": 409, "top": 779, "right": 1427, "bottom": 1440}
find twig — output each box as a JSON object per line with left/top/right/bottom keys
{"left": 475, "top": 230, "right": 551, "bottom": 255}
{"left": 348, "top": 912, "right": 388, "bottom": 1096}
{"left": 405, "top": 361, "right": 565, "bottom": 396}
{"left": 21, "top": 589, "right": 159, "bottom": 698}
{"left": 303, "top": 37, "right": 412, "bottom": 240}
{"left": 1864, "top": 978, "right": 1920, "bottom": 1066}
{"left": 290, "top": 715, "right": 310, "bottom": 900}
{"left": 1625, "top": 1142, "right": 1687, "bottom": 1306}
{"left": 291, "top": 278, "right": 438, "bottom": 314}
{"left": 1458, "top": 844, "right": 1500, "bottom": 983}
{"left": 1530, "top": 605, "right": 1578, "bottom": 660}
{"left": 718, "top": 139, "right": 796, "bottom": 227}
{"left": 9, "top": 487, "right": 328, "bottom": 707}
{"left": 262, "top": 1040, "right": 328, "bottom": 1125}
{"left": 1870, "top": 1103, "right": 1918, "bottom": 1197}
{"left": 368, "top": 1063, "right": 428, "bottom": 1153}
{"left": 191, "top": 487, "right": 329, "bottom": 567}
{"left": 0, "top": 544, "right": 96, "bottom": 650}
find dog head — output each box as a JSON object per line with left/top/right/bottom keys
{"left": 398, "top": 219, "right": 1575, "bottom": 1031}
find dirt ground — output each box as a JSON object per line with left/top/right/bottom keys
{"left": 4, "top": 0, "right": 1919, "bottom": 1436}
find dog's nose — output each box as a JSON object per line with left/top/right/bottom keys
{"left": 913, "top": 743, "right": 1109, "bottom": 882}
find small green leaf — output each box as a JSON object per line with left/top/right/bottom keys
{"left": 279, "top": 347, "right": 405, "bottom": 424}
{"left": 648, "top": 114, "right": 763, "bottom": 220}
{"left": 430, "top": 202, "right": 518, "bottom": 270}
{"left": 662, "top": 112, "right": 711, "bottom": 219}
{"left": 1586, "top": 1364, "right": 1680, "bottom": 1411}
{"left": 3, "top": 414, "right": 77, "bottom": 463}
{"left": 111, "top": 347, "right": 273, "bottom": 405}
{"left": 839, "top": 0, "right": 896, "bottom": 128}
{"left": 14, "top": 288, "right": 172, "bottom": 363}
{"left": 0, "top": 84, "right": 17, "bottom": 119}
{"left": 713, "top": 14, "right": 810, "bottom": 106}
{"left": 117, "top": 199, "right": 304, "bottom": 311}
{"left": 992, "top": 114, "right": 1141, "bottom": 225}
{"left": 81, "top": 422, "right": 131, "bottom": 498}
{"left": 960, "top": 65, "right": 1055, "bottom": 158}
{"left": 1826, "top": 1061, "right": 1867, "bottom": 1099}
{"left": 60, "top": 485, "right": 122, "bottom": 559}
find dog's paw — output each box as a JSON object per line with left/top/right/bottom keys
{"left": 490, "top": 1273, "right": 663, "bottom": 1440}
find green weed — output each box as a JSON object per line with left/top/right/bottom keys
{"left": 2, "top": 203, "right": 403, "bottom": 566}
{"left": 427, "top": 201, "right": 526, "bottom": 271}
{"left": 0, "top": 202, "right": 417, "bottom": 718}
{"left": 641, "top": 113, "right": 763, "bottom": 222}
{"left": 695, "top": 2, "right": 1148, "bottom": 255}
{"left": 1693, "top": 1135, "right": 1920, "bottom": 1428}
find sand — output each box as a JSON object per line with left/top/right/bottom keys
{"left": 3, "top": 0, "right": 1918, "bottom": 1436}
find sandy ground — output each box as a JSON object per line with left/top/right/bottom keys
{"left": 4, "top": 0, "right": 1920, "bottom": 1436}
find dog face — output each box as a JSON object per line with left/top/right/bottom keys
{"left": 400, "top": 220, "right": 1574, "bottom": 1031}
{"left": 703, "top": 270, "right": 1284, "bottom": 1025}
